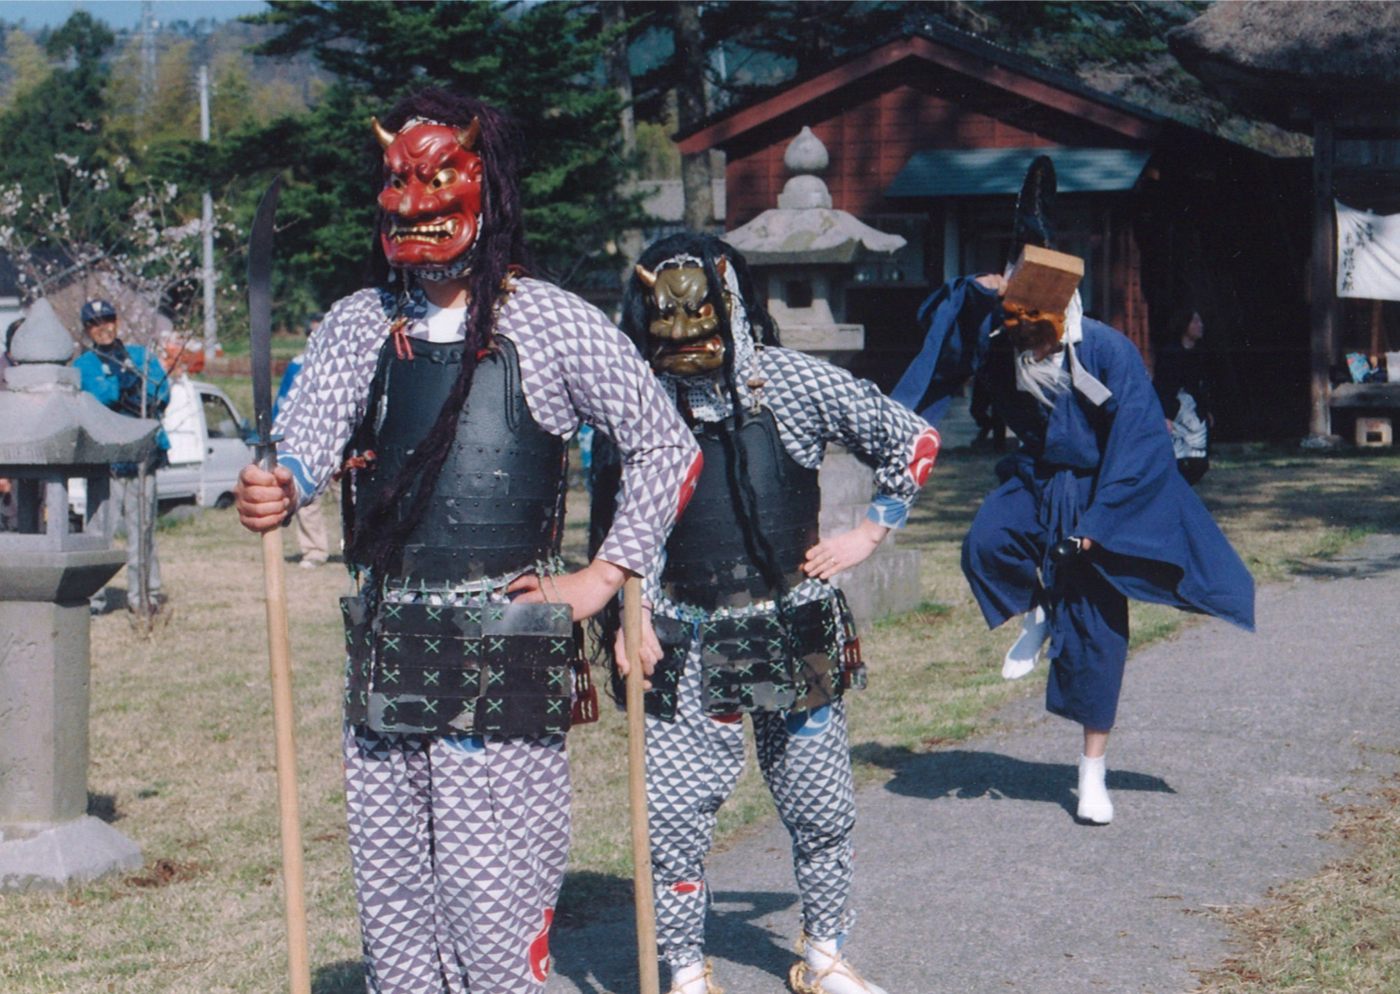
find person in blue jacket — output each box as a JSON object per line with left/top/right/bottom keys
{"left": 73, "top": 298, "right": 171, "bottom": 614}
{"left": 891, "top": 160, "right": 1253, "bottom": 825}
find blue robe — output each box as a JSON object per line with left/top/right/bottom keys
{"left": 894, "top": 278, "right": 1254, "bottom": 728}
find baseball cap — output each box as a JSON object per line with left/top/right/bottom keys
{"left": 80, "top": 299, "right": 118, "bottom": 326}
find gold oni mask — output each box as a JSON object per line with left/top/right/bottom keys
{"left": 634, "top": 258, "right": 727, "bottom": 376}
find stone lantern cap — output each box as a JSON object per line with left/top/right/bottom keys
{"left": 725, "top": 126, "right": 907, "bottom": 266}
{"left": 0, "top": 298, "right": 158, "bottom": 468}
{"left": 725, "top": 209, "right": 907, "bottom": 265}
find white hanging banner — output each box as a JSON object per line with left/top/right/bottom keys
{"left": 1336, "top": 200, "right": 1400, "bottom": 300}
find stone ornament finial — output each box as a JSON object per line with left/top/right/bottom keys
{"left": 778, "top": 126, "right": 833, "bottom": 210}
{"left": 8, "top": 298, "right": 75, "bottom": 365}
{"left": 783, "top": 126, "right": 829, "bottom": 174}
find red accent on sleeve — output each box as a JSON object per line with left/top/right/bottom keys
{"left": 909, "top": 428, "right": 941, "bottom": 487}
{"left": 675, "top": 450, "right": 704, "bottom": 518}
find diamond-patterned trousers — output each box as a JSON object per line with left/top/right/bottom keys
{"left": 645, "top": 654, "right": 857, "bottom": 970}
{"left": 343, "top": 726, "right": 570, "bottom": 993}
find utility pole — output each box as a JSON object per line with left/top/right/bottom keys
{"left": 199, "top": 65, "right": 217, "bottom": 357}
{"left": 139, "top": 1, "right": 157, "bottom": 114}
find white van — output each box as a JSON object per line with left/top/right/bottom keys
{"left": 69, "top": 377, "right": 254, "bottom": 515}
{"left": 157, "top": 377, "right": 254, "bottom": 508}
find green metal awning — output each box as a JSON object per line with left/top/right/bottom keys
{"left": 886, "top": 147, "right": 1151, "bottom": 198}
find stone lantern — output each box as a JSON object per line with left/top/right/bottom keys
{"left": 726, "top": 126, "right": 907, "bottom": 364}
{"left": 725, "top": 127, "right": 922, "bottom": 626}
{"left": 0, "top": 298, "right": 157, "bottom": 890}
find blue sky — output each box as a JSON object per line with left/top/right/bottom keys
{"left": 1, "top": 1, "right": 268, "bottom": 30}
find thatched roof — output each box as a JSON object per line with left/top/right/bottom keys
{"left": 1169, "top": 0, "right": 1400, "bottom": 131}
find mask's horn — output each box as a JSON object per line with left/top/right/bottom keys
{"left": 371, "top": 116, "right": 395, "bottom": 151}
{"left": 456, "top": 117, "right": 482, "bottom": 151}
{"left": 634, "top": 264, "right": 658, "bottom": 288}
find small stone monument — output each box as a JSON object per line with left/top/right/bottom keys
{"left": 726, "top": 128, "right": 922, "bottom": 625}
{"left": 0, "top": 298, "right": 157, "bottom": 890}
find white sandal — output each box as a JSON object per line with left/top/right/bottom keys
{"left": 788, "top": 934, "right": 888, "bottom": 994}
{"left": 668, "top": 957, "right": 723, "bottom": 994}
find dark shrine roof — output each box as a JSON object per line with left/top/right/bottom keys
{"left": 1169, "top": 0, "right": 1400, "bottom": 132}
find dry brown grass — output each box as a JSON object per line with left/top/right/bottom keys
{"left": 1193, "top": 765, "right": 1400, "bottom": 994}
{"left": 0, "top": 441, "right": 1395, "bottom": 992}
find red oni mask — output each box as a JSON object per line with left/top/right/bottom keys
{"left": 375, "top": 117, "right": 484, "bottom": 270}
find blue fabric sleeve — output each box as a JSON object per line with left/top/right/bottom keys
{"left": 891, "top": 277, "right": 1000, "bottom": 426}
{"left": 74, "top": 351, "right": 120, "bottom": 407}
{"left": 866, "top": 494, "right": 911, "bottom": 529}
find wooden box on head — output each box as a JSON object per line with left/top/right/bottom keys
{"left": 1004, "top": 245, "right": 1084, "bottom": 315}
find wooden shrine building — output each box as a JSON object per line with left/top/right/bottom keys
{"left": 678, "top": 23, "right": 1312, "bottom": 437}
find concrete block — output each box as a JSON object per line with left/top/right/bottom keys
{"left": 0, "top": 816, "right": 142, "bottom": 891}
{"left": 818, "top": 449, "right": 874, "bottom": 506}
{"left": 833, "top": 547, "right": 924, "bottom": 629}
{"left": 1356, "top": 416, "right": 1392, "bottom": 447}
{"left": 817, "top": 448, "right": 925, "bottom": 626}
{"left": 819, "top": 505, "right": 868, "bottom": 536}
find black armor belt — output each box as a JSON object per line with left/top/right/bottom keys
{"left": 627, "top": 588, "right": 867, "bottom": 722}
{"left": 341, "top": 596, "right": 595, "bottom": 737}
{"left": 662, "top": 568, "right": 809, "bottom": 611}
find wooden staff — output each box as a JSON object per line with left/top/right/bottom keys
{"left": 247, "top": 175, "right": 310, "bottom": 994}
{"left": 260, "top": 528, "right": 311, "bottom": 994}
{"left": 623, "top": 575, "right": 660, "bottom": 994}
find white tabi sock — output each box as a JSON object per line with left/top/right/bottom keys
{"left": 792, "top": 936, "right": 890, "bottom": 994}
{"left": 1003, "top": 603, "right": 1048, "bottom": 679}
{"left": 668, "top": 959, "right": 717, "bottom": 994}
{"left": 1077, "top": 753, "right": 1114, "bottom": 825}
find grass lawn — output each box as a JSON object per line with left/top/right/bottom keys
{"left": 0, "top": 441, "right": 1397, "bottom": 993}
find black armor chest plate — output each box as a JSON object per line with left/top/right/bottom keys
{"left": 661, "top": 408, "right": 820, "bottom": 607}
{"left": 350, "top": 336, "right": 566, "bottom": 583}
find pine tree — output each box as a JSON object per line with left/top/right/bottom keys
{"left": 229, "top": 0, "right": 643, "bottom": 300}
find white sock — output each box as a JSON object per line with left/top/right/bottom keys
{"left": 1003, "top": 604, "right": 1048, "bottom": 679}
{"left": 799, "top": 937, "right": 890, "bottom": 994}
{"left": 669, "top": 960, "right": 708, "bottom": 994}
{"left": 1077, "top": 754, "right": 1114, "bottom": 824}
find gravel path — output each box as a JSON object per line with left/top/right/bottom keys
{"left": 546, "top": 533, "right": 1400, "bottom": 994}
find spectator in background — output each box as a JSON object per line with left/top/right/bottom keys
{"left": 273, "top": 320, "right": 334, "bottom": 569}
{"left": 1153, "top": 307, "right": 1212, "bottom": 486}
{"left": 73, "top": 298, "right": 171, "bottom": 614}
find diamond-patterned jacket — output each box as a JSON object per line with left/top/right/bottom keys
{"left": 275, "top": 278, "right": 698, "bottom": 576}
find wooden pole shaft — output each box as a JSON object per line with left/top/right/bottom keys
{"left": 260, "top": 528, "right": 311, "bottom": 994}
{"left": 623, "top": 576, "right": 660, "bottom": 994}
